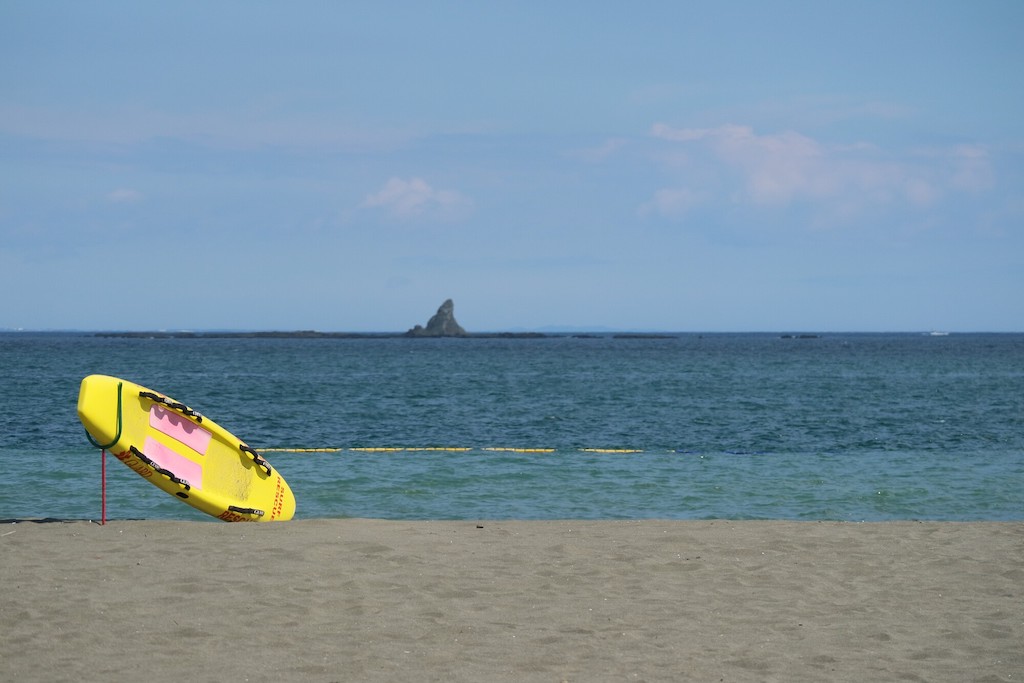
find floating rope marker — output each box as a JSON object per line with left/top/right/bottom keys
{"left": 260, "top": 448, "right": 343, "bottom": 453}
{"left": 254, "top": 446, "right": 647, "bottom": 454}
{"left": 483, "top": 447, "right": 556, "bottom": 453}
{"left": 579, "top": 448, "right": 645, "bottom": 453}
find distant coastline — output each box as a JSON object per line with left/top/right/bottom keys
{"left": 8, "top": 329, "right": 1017, "bottom": 337}
{"left": 91, "top": 330, "right": 679, "bottom": 340}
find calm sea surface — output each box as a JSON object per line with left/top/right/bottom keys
{"left": 1, "top": 332, "right": 1022, "bottom": 522}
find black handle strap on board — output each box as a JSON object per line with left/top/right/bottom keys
{"left": 239, "top": 444, "right": 273, "bottom": 476}
{"left": 85, "top": 381, "right": 123, "bottom": 450}
{"left": 129, "top": 445, "right": 192, "bottom": 491}
{"left": 139, "top": 391, "right": 203, "bottom": 422}
{"left": 228, "top": 505, "right": 265, "bottom": 517}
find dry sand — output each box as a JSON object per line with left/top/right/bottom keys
{"left": 1, "top": 519, "right": 1021, "bottom": 682}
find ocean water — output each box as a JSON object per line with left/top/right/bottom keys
{"left": 1, "top": 332, "right": 1022, "bottom": 522}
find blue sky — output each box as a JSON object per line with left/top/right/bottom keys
{"left": 2, "top": 1, "right": 1022, "bottom": 331}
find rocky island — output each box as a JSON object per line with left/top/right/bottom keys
{"left": 405, "top": 299, "right": 467, "bottom": 337}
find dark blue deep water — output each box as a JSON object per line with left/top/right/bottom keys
{"left": 1, "top": 332, "right": 1021, "bottom": 521}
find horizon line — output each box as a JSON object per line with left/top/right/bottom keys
{"left": 3, "top": 328, "right": 1020, "bottom": 335}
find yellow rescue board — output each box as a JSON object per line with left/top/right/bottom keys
{"left": 78, "top": 374, "right": 296, "bottom": 522}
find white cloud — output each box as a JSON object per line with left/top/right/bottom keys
{"left": 568, "top": 137, "right": 627, "bottom": 163}
{"left": 646, "top": 123, "right": 993, "bottom": 222}
{"left": 653, "top": 123, "right": 841, "bottom": 205}
{"left": 362, "top": 177, "right": 472, "bottom": 220}
{"left": 106, "top": 188, "right": 143, "bottom": 203}
{"left": 903, "top": 178, "right": 938, "bottom": 207}
{"left": 651, "top": 123, "right": 750, "bottom": 144}
{"left": 949, "top": 144, "right": 994, "bottom": 193}
{"left": 638, "top": 187, "right": 704, "bottom": 218}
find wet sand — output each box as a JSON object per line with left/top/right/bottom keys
{"left": 2, "top": 519, "right": 1021, "bottom": 682}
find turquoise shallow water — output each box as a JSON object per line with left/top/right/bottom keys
{"left": 1, "top": 332, "right": 1022, "bottom": 521}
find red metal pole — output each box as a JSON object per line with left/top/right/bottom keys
{"left": 101, "top": 449, "right": 107, "bottom": 525}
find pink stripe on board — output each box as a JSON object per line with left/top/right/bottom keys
{"left": 143, "top": 437, "right": 203, "bottom": 491}
{"left": 150, "top": 404, "right": 212, "bottom": 454}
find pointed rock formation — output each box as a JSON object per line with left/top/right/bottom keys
{"left": 406, "top": 299, "right": 468, "bottom": 337}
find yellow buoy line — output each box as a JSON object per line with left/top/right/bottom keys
{"left": 259, "top": 446, "right": 643, "bottom": 454}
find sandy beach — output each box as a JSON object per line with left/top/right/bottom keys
{"left": 1, "top": 519, "right": 1021, "bottom": 682}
